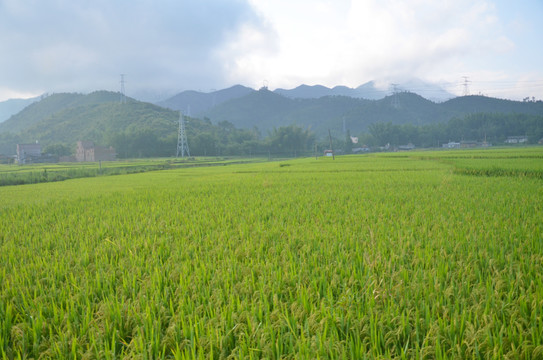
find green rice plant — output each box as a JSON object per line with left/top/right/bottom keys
{"left": 0, "top": 148, "right": 542, "bottom": 358}
{"left": 0, "top": 157, "right": 267, "bottom": 187}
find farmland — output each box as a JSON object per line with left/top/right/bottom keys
{"left": 0, "top": 158, "right": 266, "bottom": 187}
{"left": 1, "top": 148, "right": 542, "bottom": 359}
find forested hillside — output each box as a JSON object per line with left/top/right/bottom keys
{"left": 0, "top": 91, "right": 125, "bottom": 134}
{"left": 157, "top": 85, "right": 254, "bottom": 114}
{"left": 361, "top": 113, "right": 543, "bottom": 148}
{"left": 0, "top": 92, "right": 178, "bottom": 156}
{"left": 0, "top": 91, "right": 272, "bottom": 157}
{"left": 1, "top": 89, "right": 542, "bottom": 159}
{"left": 203, "top": 89, "right": 543, "bottom": 137}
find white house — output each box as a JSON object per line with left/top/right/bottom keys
{"left": 16, "top": 143, "right": 41, "bottom": 164}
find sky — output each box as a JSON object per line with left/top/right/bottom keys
{"left": 1, "top": 0, "right": 542, "bottom": 102}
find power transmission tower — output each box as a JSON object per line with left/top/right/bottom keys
{"left": 462, "top": 76, "right": 471, "bottom": 96}
{"left": 120, "top": 74, "right": 127, "bottom": 103}
{"left": 176, "top": 111, "right": 190, "bottom": 158}
{"left": 390, "top": 83, "right": 400, "bottom": 108}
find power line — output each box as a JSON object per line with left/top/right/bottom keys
{"left": 441, "top": 78, "right": 543, "bottom": 94}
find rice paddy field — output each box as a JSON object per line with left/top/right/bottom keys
{"left": 0, "top": 158, "right": 265, "bottom": 187}
{"left": 0, "top": 148, "right": 542, "bottom": 359}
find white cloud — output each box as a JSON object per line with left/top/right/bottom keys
{"left": 0, "top": 0, "right": 263, "bottom": 100}
{"left": 226, "top": 0, "right": 524, "bottom": 92}
{"left": 0, "top": 0, "right": 541, "bottom": 101}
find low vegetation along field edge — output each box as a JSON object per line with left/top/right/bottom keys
{"left": 0, "top": 158, "right": 268, "bottom": 187}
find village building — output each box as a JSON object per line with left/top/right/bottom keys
{"left": 76, "top": 141, "right": 116, "bottom": 162}
{"left": 460, "top": 140, "right": 478, "bottom": 148}
{"left": 442, "top": 140, "right": 491, "bottom": 149}
{"left": 442, "top": 141, "right": 461, "bottom": 149}
{"left": 398, "top": 143, "right": 415, "bottom": 151}
{"left": 352, "top": 146, "right": 370, "bottom": 153}
{"left": 16, "top": 143, "right": 42, "bottom": 164}
{"left": 505, "top": 136, "right": 528, "bottom": 144}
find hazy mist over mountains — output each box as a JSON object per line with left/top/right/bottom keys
{"left": 2, "top": 1, "right": 541, "bottom": 106}
{"left": 0, "top": 96, "right": 40, "bottom": 124}
{"left": 153, "top": 79, "right": 455, "bottom": 117}
{"left": 273, "top": 79, "right": 454, "bottom": 102}
{"left": 0, "top": 79, "right": 454, "bottom": 123}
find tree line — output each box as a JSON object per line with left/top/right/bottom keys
{"left": 104, "top": 119, "right": 316, "bottom": 158}
{"left": 106, "top": 113, "right": 543, "bottom": 158}
{"left": 2, "top": 112, "right": 542, "bottom": 162}
{"left": 358, "top": 113, "right": 543, "bottom": 148}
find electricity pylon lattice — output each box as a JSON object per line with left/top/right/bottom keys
{"left": 176, "top": 112, "right": 190, "bottom": 158}
{"left": 390, "top": 83, "right": 400, "bottom": 109}
{"left": 462, "top": 76, "right": 471, "bottom": 96}
{"left": 120, "top": 74, "right": 127, "bottom": 104}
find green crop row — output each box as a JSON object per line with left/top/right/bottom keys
{"left": 0, "top": 158, "right": 267, "bottom": 187}
{"left": 0, "top": 149, "right": 542, "bottom": 359}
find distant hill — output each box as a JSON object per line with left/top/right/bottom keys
{"left": 157, "top": 85, "right": 254, "bottom": 115}
{"left": 0, "top": 96, "right": 41, "bottom": 123}
{"left": 440, "top": 95, "right": 543, "bottom": 115}
{"left": 273, "top": 80, "right": 454, "bottom": 101}
{"left": 0, "top": 91, "right": 179, "bottom": 155}
{"left": 399, "top": 79, "right": 456, "bottom": 103}
{"left": 274, "top": 82, "right": 388, "bottom": 100}
{"left": 203, "top": 90, "right": 543, "bottom": 137}
{"left": 20, "top": 100, "right": 176, "bottom": 145}
{"left": 0, "top": 91, "right": 124, "bottom": 134}
{"left": 1, "top": 86, "right": 542, "bottom": 157}
{"left": 274, "top": 84, "right": 340, "bottom": 99}
{"left": 204, "top": 88, "right": 299, "bottom": 130}
{"left": 157, "top": 79, "right": 455, "bottom": 116}
{"left": 202, "top": 90, "right": 437, "bottom": 136}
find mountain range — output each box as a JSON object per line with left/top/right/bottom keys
{"left": 156, "top": 85, "right": 254, "bottom": 116}
{"left": 1, "top": 84, "right": 542, "bottom": 155}
{"left": 0, "top": 79, "right": 465, "bottom": 124}
{"left": 155, "top": 79, "right": 455, "bottom": 116}
{"left": 200, "top": 88, "right": 543, "bottom": 136}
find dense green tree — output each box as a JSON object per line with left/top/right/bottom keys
{"left": 267, "top": 125, "right": 315, "bottom": 156}
{"left": 0, "top": 132, "right": 21, "bottom": 155}
{"left": 362, "top": 113, "right": 543, "bottom": 148}
{"left": 43, "top": 143, "right": 72, "bottom": 156}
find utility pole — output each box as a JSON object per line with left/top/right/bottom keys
{"left": 328, "top": 129, "right": 335, "bottom": 160}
